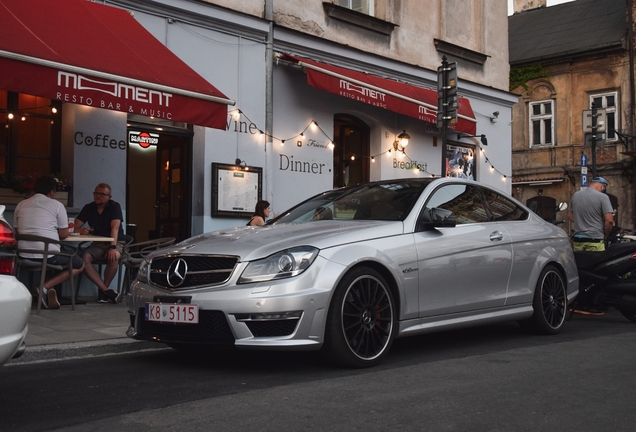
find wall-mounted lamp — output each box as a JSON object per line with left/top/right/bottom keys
{"left": 392, "top": 130, "right": 411, "bottom": 153}
{"left": 397, "top": 130, "right": 410, "bottom": 147}
{"left": 235, "top": 158, "right": 249, "bottom": 171}
{"left": 457, "top": 133, "right": 488, "bottom": 146}
{"left": 490, "top": 111, "right": 499, "bottom": 123}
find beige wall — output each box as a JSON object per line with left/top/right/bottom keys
{"left": 204, "top": 0, "right": 510, "bottom": 91}
{"left": 511, "top": 51, "right": 634, "bottom": 231}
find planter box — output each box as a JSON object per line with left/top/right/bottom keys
{"left": 0, "top": 188, "right": 68, "bottom": 206}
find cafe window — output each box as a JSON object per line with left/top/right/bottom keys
{"left": 0, "top": 90, "right": 62, "bottom": 179}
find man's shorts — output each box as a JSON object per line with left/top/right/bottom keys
{"left": 572, "top": 239, "right": 605, "bottom": 252}
{"left": 32, "top": 245, "right": 84, "bottom": 269}
{"left": 82, "top": 241, "right": 125, "bottom": 261}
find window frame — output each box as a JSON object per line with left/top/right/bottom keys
{"left": 336, "top": 0, "right": 374, "bottom": 16}
{"left": 528, "top": 99, "right": 555, "bottom": 147}
{"left": 589, "top": 91, "right": 619, "bottom": 142}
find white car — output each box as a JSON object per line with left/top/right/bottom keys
{"left": 0, "top": 205, "right": 31, "bottom": 366}
{"left": 127, "top": 178, "right": 579, "bottom": 368}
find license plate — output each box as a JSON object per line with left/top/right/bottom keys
{"left": 145, "top": 303, "right": 199, "bottom": 324}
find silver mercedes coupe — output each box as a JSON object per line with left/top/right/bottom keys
{"left": 126, "top": 178, "right": 578, "bottom": 367}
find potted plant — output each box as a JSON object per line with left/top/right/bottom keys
{"left": 0, "top": 173, "right": 71, "bottom": 206}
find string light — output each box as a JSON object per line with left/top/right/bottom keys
{"left": 227, "top": 109, "right": 509, "bottom": 179}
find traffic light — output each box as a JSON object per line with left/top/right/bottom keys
{"left": 445, "top": 62, "right": 458, "bottom": 125}
{"left": 437, "top": 59, "right": 458, "bottom": 127}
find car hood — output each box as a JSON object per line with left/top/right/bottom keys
{"left": 159, "top": 221, "right": 404, "bottom": 262}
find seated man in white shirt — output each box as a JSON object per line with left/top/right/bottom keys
{"left": 14, "top": 176, "right": 84, "bottom": 309}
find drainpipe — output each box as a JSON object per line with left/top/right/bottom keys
{"left": 264, "top": 0, "right": 274, "bottom": 209}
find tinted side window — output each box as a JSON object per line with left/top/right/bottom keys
{"left": 425, "top": 184, "right": 489, "bottom": 224}
{"left": 481, "top": 188, "right": 528, "bottom": 221}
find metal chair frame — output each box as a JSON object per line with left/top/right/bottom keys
{"left": 119, "top": 237, "right": 176, "bottom": 296}
{"left": 15, "top": 234, "right": 79, "bottom": 314}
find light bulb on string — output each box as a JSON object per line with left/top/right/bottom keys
{"left": 351, "top": 155, "right": 355, "bottom": 161}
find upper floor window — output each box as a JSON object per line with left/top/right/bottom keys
{"left": 336, "top": 0, "right": 374, "bottom": 15}
{"left": 590, "top": 92, "right": 618, "bottom": 141}
{"left": 529, "top": 100, "right": 554, "bottom": 147}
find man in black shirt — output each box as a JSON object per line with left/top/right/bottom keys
{"left": 74, "top": 183, "right": 126, "bottom": 303}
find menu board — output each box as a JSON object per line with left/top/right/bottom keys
{"left": 212, "top": 163, "right": 262, "bottom": 217}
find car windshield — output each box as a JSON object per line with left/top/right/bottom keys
{"left": 272, "top": 179, "right": 433, "bottom": 224}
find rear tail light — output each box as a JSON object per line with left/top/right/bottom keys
{"left": 0, "top": 220, "right": 17, "bottom": 275}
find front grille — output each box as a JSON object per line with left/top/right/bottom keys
{"left": 148, "top": 254, "right": 239, "bottom": 290}
{"left": 244, "top": 319, "right": 299, "bottom": 337}
{"left": 138, "top": 309, "right": 235, "bottom": 344}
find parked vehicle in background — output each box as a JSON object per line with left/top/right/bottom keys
{"left": 572, "top": 242, "right": 636, "bottom": 321}
{"left": 0, "top": 205, "right": 31, "bottom": 366}
{"left": 126, "top": 178, "right": 579, "bottom": 368}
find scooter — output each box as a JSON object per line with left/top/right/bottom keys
{"left": 570, "top": 241, "right": 636, "bottom": 322}
{"left": 544, "top": 203, "right": 636, "bottom": 322}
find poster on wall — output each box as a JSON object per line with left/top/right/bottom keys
{"left": 212, "top": 163, "right": 262, "bottom": 217}
{"left": 445, "top": 144, "right": 475, "bottom": 181}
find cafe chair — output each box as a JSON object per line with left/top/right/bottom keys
{"left": 118, "top": 237, "right": 176, "bottom": 297}
{"left": 15, "top": 234, "right": 80, "bottom": 314}
{"left": 75, "top": 234, "right": 134, "bottom": 299}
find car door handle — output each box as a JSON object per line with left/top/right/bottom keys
{"left": 489, "top": 231, "right": 504, "bottom": 242}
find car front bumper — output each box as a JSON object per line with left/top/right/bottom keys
{"left": 126, "top": 256, "right": 344, "bottom": 350}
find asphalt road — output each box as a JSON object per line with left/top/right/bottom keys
{"left": 1, "top": 311, "right": 635, "bottom": 432}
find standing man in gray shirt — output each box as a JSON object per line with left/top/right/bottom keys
{"left": 568, "top": 177, "right": 614, "bottom": 252}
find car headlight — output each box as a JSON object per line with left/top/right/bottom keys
{"left": 238, "top": 246, "right": 319, "bottom": 284}
{"left": 137, "top": 260, "right": 150, "bottom": 283}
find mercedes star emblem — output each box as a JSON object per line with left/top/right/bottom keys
{"left": 167, "top": 258, "right": 188, "bottom": 287}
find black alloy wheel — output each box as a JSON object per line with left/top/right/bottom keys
{"left": 524, "top": 265, "right": 567, "bottom": 334}
{"left": 322, "top": 267, "right": 395, "bottom": 368}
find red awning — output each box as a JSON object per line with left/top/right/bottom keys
{"left": 0, "top": 0, "right": 234, "bottom": 130}
{"left": 282, "top": 54, "right": 477, "bottom": 135}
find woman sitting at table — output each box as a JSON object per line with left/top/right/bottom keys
{"left": 14, "top": 175, "right": 85, "bottom": 309}
{"left": 74, "top": 183, "right": 126, "bottom": 304}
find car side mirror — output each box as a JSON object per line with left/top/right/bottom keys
{"left": 420, "top": 207, "right": 457, "bottom": 229}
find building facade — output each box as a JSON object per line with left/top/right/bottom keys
{"left": 1, "top": 0, "right": 514, "bottom": 294}
{"left": 509, "top": 0, "right": 636, "bottom": 233}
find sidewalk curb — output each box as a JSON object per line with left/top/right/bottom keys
{"left": 7, "top": 338, "right": 169, "bottom": 366}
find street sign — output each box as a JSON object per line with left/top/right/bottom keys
{"left": 581, "top": 173, "right": 588, "bottom": 187}
{"left": 582, "top": 109, "right": 606, "bottom": 133}
{"left": 580, "top": 153, "right": 587, "bottom": 166}
{"left": 584, "top": 132, "right": 606, "bottom": 147}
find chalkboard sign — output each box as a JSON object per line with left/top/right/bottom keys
{"left": 212, "top": 163, "right": 262, "bottom": 217}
